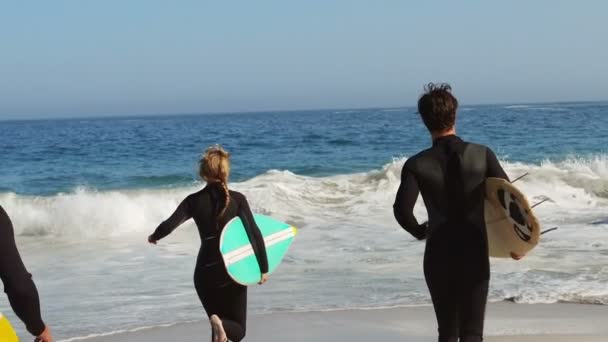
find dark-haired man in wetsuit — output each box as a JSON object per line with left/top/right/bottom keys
{"left": 393, "top": 83, "right": 510, "bottom": 342}
{"left": 0, "top": 205, "right": 53, "bottom": 342}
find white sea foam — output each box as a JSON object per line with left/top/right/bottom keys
{"left": 503, "top": 105, "right": 532, "bottom": 109}
{"left": 1, "top": 156, "right": 606, "bottom": 238}
{"left": 503, "top": 104, "right": 570, "bottom": 111}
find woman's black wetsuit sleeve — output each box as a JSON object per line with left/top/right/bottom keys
{"left": 393, "top": 165, "right": 427, "bottom": 240}
{"left": 151, "top": 198, "right": 193, "bottom": 241}
{"left": 486, "top": 148, "right": 510, "bottom": 181}
{"left": 237, "top": 197, "right": 269, "bottom": 274}
{"left": 0, "top": 206, "right": 46, "bottom": 336}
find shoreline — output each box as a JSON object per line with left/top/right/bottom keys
{"left": 61, "top": 302, "right": 608, "bottom": 341}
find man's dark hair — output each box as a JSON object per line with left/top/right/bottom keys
{"left": 417, "top": 83, "right": 458, "bottom": 133}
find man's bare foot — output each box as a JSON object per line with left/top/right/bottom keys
{"left": 210, "top": 315, "right": 227, "bottom": 342}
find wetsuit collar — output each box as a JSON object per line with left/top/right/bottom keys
{"left": 432, "top": 134, "right": 461, "bottom": 147}
{"left": 205, "top": 181, "right": 223, "bottom": 189}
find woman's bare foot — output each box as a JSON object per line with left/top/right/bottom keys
{"left": 210, "top": 315, "right": 227, "bottom": 342}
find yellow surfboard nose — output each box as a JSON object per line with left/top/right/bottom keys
{"left": 291, "top": 226, "right": 298, "bottom": 236}
{"left": 0, "top": 313, "right": 19, "bottom": 342}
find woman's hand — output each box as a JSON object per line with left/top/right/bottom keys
{"left": 35, "top": 325, "right": 53, "bottom": 342}
{"left": 148, "top": 235, "right": 157, "bottom": 245}
{"left": 258, "top": 273, "right": 269, "bottom": 285}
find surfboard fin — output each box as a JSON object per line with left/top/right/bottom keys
{"left": 511, "top": 173, "right": 530, "bottom": 184}
{"left": 531, "top": 198, "right": 550, "bottom": 208}
{"left": 540, "top": 227, "right": 558, "bottom": 235}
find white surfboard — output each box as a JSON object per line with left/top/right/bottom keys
{"left": 485, "top": 177, "right": 541, "bottom": 258}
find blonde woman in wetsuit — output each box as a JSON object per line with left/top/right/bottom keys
{"left": 148, "top": 145, "right": 268, "bottom": 342}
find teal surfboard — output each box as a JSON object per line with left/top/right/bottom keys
{"left": 220, "top": 214, "right": 297, "bottom": 286}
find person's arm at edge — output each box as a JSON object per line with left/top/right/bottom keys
{"left": 0, "top": 206, "right": 47, "bottom": 337}
{"left": 393, "top": 165, "right": 427, "bottom": 240}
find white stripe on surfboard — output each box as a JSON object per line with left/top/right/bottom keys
{"left": 224, "top": 228, "right": 295, "bottom": 266}
{"left": 224, "top": 228, "right": 294, "bottom": 266}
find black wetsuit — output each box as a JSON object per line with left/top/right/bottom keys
{"left": 151, "top": 183, "right": 268, "bottom": 342}
{"left": 0, "top": 205, "right": 46, "bottom": 336}
{"left": 393, "top": 135, "right": 508, "bottom": 342}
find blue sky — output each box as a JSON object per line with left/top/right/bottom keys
{"left": 1, "top": 1, "right": 607, "bottom": 119}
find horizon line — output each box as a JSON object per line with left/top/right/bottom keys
{"left": 1, "top": 99, "right": 607, "bottom": 123}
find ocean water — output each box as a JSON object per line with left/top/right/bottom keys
{"left": 1, "top": 102, "right": 607, "bottom": 340}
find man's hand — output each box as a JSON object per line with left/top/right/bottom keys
{"left": 415, "top": 222, "right": 428, "bottom": 240}
{"left": 510, "top": 252, "right": 524, "bottom": 260}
